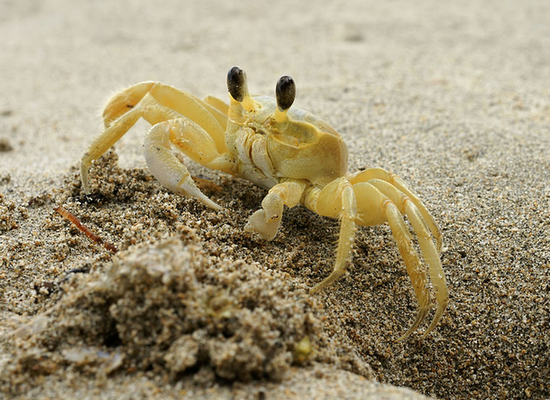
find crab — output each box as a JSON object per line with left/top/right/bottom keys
{"left": 80, "top": 66, "right": 448, "bottom": 339}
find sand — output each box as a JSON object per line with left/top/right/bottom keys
{"left": 1, "top": 0, "right": 549, "bottom": 399}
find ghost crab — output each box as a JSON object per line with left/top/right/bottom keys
{"left": 81, "top": 66, "right": 448, "bottom": 339}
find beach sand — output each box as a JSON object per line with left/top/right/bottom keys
{"left": 1, "top": 1, "right": 549, "bottom": 398}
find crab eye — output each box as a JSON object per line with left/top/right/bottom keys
{"left": 276, "top": 75, "right": 295, "bottom": 111}
{"left": 227, "top": 66, "right": 246, "bottom": 102}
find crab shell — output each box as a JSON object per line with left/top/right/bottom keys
{"left": 226, "top": 95, "right": 348, "bottom": 188}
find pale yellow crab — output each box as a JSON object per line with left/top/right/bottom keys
{"left": 80, "top": 66, "right": 448, "bottom": 339}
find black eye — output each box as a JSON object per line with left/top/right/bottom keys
{"left": 227, "top": 66, "right": 246, "bottom": 102}
{"left": 276, "top": 75, "right": 295, "bottom": 111}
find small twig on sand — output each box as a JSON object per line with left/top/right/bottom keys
{"left": 54, "top": 206, "right": 117, "bottom": 253}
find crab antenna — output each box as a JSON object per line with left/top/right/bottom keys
{"left": 227, "top": 66, "right": 255, "bottom": 111}
{"left": 275, "top": 75, "right": 295, "bottom": 123}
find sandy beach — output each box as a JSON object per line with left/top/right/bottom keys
{"left": 1, "top": 1, "right": 549, "bottom": 398}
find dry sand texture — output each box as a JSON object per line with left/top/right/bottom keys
{"left": 1, "top": 0, "right": 550, "bottom": 399}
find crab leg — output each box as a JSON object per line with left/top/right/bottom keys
{"left": 102, "top": 82, "right": 157, "bottom": 127}
{"left": 203, "top": 96, "right": 229, "bottom": 120}
{"left": 80, "top": 91, "right": 166, "bottom": 193}
{"left": 368, "top": 179, "right": 448, "bottom": 338}
{"left": 145, "top": 84, "right": 228, "bottom": 153}
{"left": 402, "top": 200, "right": 448, "bottom": 337}
{"left": 305, "top": 180, "right": 358, "bottom": 293}
{"left": 350, "top": 168, "right": 442, "bottom": 252}
{"left": 102, "top": 82, "right": 227, "bottom": 152}
{"left": 81, "top": 82, "right": 229, "bottom": 195}
{"left": 383, "top": 201, "right": 431, "bottom": 339}
{"left": 349, "top": 181, "right": 428, "bottom": 338}
{"left": 81, "top": 105, "right": 144, "bottom": 193}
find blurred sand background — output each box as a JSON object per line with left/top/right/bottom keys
{"left": 1, "top": 0, "right": 549, "bottom": 399}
